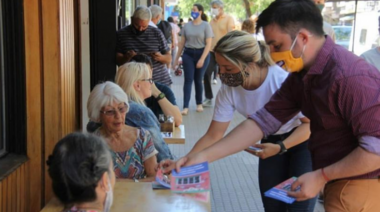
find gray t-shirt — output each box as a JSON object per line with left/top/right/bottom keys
{"left": 182, "top": 21, "right": 213, "bottom": 49}
{"left": 360, "top": 47, "right": 380, "bottom": 72}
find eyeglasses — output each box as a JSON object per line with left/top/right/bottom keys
{"left": 140, "top": 78, "right": 154, "bottom": 84}
{"left": 100, "top": 103, "right": 128, "bottom": 116}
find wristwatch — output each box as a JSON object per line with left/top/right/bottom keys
{"left": 276, "top": 141, "right": 287, "bottom": 155}
{"left": 156, "top": 92, "right": 166, "bottom": 101}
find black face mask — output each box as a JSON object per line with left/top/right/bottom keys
{"left": 131, "top": 25, "right": 146, "bottom": 36}
{"left": 219, "top": 71, "right": 249, "bottom": 87}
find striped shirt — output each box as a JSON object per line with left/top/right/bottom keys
{"left": 250, "top": 36, "right": 380, "bottom": 180}
{"left": 116, "top": 25, "right": 172, "bottom": 86}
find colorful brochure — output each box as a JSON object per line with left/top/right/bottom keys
{"left": 154, "top": 162, "right": 211, "bottom": 202}
{"left": 155, "top": 168, "right": 171, "bottom": 189}
{"left": 264, "top": 177, "right": 298, "bottom": 204}
{"left": 170, "top": 161, "right": 210, "bottom": 194}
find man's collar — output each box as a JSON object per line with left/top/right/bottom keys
{"left": 149, "top": 21, "right": 157, "bottom": 28}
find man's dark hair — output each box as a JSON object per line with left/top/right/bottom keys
{"left": 256, "top": 0, "right": 324, "bottom": 39}
{"left": 47, "top": 132, "right": 111, "bottom": 205}
{"left": 167, "top": 16, "right": 174, "bottom": 23}
{"left": 131, "top": 54, "right": 153, "bottom": 69}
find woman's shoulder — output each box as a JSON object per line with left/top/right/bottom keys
{"left": 267, "top": 65, "right": 289, "bottom": 82}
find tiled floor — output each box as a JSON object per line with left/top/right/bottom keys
{"left": 168, "top": 73, "right": 324, "bottom": 212}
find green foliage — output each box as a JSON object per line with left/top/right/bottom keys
{"left": 176, "top": 0, "right": 274, "bottom": 21}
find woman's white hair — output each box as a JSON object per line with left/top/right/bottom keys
{"left": 133, "top": 6, "right": 152, "bottom": 21}
{"left": 115, "top": 62, "right": 151, "bottom": 106}
{"left": 87, "top": 81, "right": 129, "bottom": 122}
{"left": 149, "top": 5, "right": 162, "bottom": 19}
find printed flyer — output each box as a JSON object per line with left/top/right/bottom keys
{"left": 154, "top": 161, "right": 211, "bottom": 202}
{"left": 264, "top": 177, "right": 298, "bottom": 204}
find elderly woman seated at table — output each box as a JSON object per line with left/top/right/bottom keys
{"left": 87, "top": 81, "right": 157, "bottom": 181}
{"left": 47, "top": 132, "right": 115, "bottom": 212}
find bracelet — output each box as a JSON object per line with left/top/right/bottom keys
{"left": 321, "top": 168, "right": 330, "bottom": 182}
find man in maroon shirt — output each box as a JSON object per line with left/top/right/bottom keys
{"left": 172, "top": 0, "right": 380, "bottom": 211}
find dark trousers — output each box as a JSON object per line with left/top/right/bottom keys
{"left": 182, "top": 48, "right": 210, "bottom": 108}
{"left": 259, "top": 130, "right": 317, "bottom": 212}
{"left": 203, "top": 52, "right": 217, "bottom": 99}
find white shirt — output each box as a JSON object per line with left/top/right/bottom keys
{"left": 213, "top": 65, "right": 303, "bottom": 135}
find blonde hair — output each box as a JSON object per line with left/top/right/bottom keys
{"left": 241, "top": 18, "right": 255, "bottom": 34}
{"left": 214, "top": 30, "right": 274, "bottom": 85}
{"left": 87, "top": 81, "right": 129, "bottom": 122}
{"left": 115, "top": 62, "right": 151, "bottom": 105}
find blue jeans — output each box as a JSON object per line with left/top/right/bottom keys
{"left": 182, "top": 48, "right": 210, "bottom": 108}
{"left": 259, "top": 130, "right": 316, "bottom": 212}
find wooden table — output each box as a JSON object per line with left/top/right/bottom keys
{"left": 41, "top": 181, "right": 211, "bottom": 212}
{"left": 162, "top": 125, "right": 185, "bottom": 144}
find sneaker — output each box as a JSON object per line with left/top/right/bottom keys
{"left": 202, "top": 98, "right": 212, "bottom": 107}
{"left": 213, "top": 79, "right": 217, "bottom": 84}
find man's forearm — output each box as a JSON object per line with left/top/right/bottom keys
{"left": 324, "top": 147, "right": 380, "bottom": 180}
{"left": 203, "top": 119, "right": 264, "bottom": 163}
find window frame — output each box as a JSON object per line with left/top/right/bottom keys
{"left": 0, "top": 0, "right": 6, "bottom": 158}
{"left": 0, "top": 0, "right": 27, "bottom": 158}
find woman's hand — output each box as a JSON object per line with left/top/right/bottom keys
{"left": 173, "top": 59, "right": 179, "bottom": 70}
{"left": 196, "top": 58, "right": 205, "bottom": 69}
{"left": 245, "top": 143, "right": 281, "bottom": 159}
{"left": 151, "top": 82, "right": 161, "bottom": 98}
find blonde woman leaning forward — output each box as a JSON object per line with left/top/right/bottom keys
{"left": 162, "top": 31, "right": 316, "bottom": 212}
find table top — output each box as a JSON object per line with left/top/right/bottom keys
{"left": 162, "top": 125, "right": 185, "bottom": 144}
{"left": 41, "top": 181, "right": 211, "bottom": 212}
{"left": 112, "top": 182, "right": 210, "bottom": 212}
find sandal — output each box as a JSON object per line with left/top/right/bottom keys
{"left": 181, "top": 108, "right": 189, "bottom": 115}
{"left": 196, "top": 105, "right": 203, "bottom": 112}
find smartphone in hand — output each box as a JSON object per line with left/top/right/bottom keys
{"left": 248, "top": 146, "right": 263, "bottom": 153}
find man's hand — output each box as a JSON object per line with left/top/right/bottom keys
{"left": 125, "top": 50, "right": 137, "bottom": 61}
{"left": 288, "top": 170, "right": 327, "bottom": 201}
{"left": 151, "top": 52, "right": 165, "bottom": 63}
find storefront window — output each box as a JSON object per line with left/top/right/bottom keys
{"left": 323, "top": 0, "right": 380, "bottom": 55}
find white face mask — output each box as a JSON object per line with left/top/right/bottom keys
{"left": 103, "top": 177, "right": 113, "bottom": 212}
{"left": 211, "top": 8, "right": 219, "bottom": 16}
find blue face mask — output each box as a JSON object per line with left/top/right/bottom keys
{"left": 191, "top": 11, "right": 200, "bottom": 20}
{"left": 157, "top": 20, "right": 161, "bottom": 25}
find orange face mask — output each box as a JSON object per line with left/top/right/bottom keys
{"left": 270, "top": 35, "right": 306, "bottom": 73}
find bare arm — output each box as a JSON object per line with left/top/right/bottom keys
{"left": 325, "top": 147, "right": 380, "bottom": 181}
{"left": 252, "top": 117, "right": 310, "bottom": 159}
{"left": 289, "top": 147, "right": 380, "bottom": 201}
{"left": 173, "top": 34, "right": 186, "bottom": 68}
{"left": 176, "top": 119, "right": 264, "bottom": 170}
{"left": 151, "top": 83, "right": 182, "bottom": 126}
{"left": 151, "top": 51, "right": 171, "bottom": 65}
{"left": 188, "top": 120, "right": 230, "bottom": 156}
{"left": 139, "top": 155, "right": 157, "bottom": 182}
{"left": 200, "top": 37, "right": 212, "bottom": 62}
{"left": 227, "top": 16, "right": 235, "bottom": 32}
